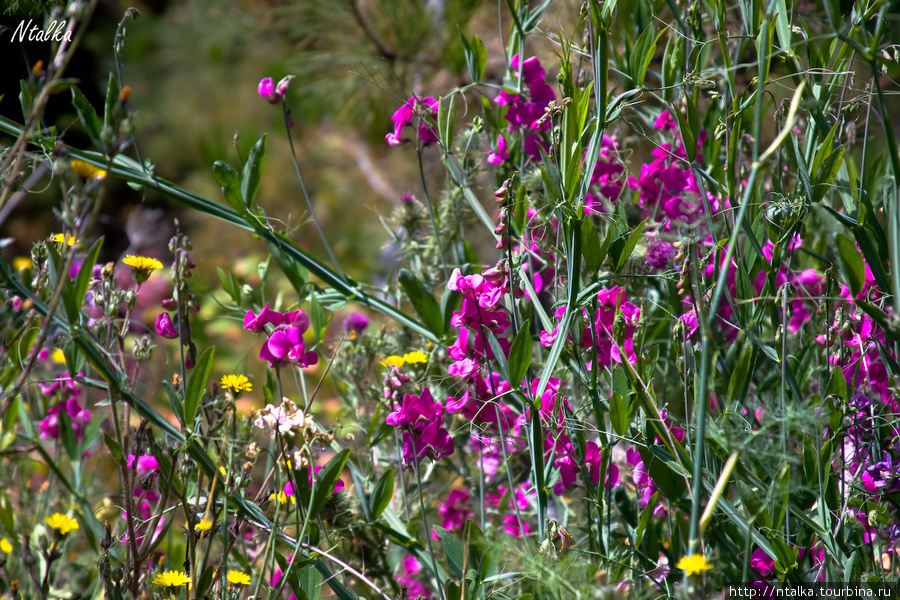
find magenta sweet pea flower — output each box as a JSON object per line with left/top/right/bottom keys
{"left": 259, "top": 326, "right": 318, "bottom": 368}
{"left": 385, "top": 96, "right": 439, "bottom": 146}
{"left": 243, "top": 303, "right": 285, "bottom": 332}
{"left": 155, "top": 312, "right": 178, "bottom": 339}
{"left": 258, "top": 77, "right": 279, "bottom": 104}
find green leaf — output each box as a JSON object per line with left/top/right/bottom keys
{"left": 609, "top": 391, "right": 630, "bottom": 436}
{"left": 310, "top": 293, "right": 327, "bottom": 343}
{"left": 836, "top": 234, "right": 865, "bottom": 297}
{"left": 398, "top": 269, "right": 444, "bottom": 338}
{"left": 581, "top": 217, "right": 603, "bottom": 272}
{"left": 62, "top": 237, "right": 102, "bottom": 324}
{"left": 300, "top": 564, "right": 323, "bottom": 600}
{"left": 103, "top": 433, "right": 125, "bottom": 465}
{"left": 369, "top": 468, "right": 394, "bottom": 519}
{"left": 103, "top": 73, "right": 120, "bottom": 130}
{"left": 616, "top": 218, "right": 647, "bottom": 270}
{"left": 217, "top": 267, "right": 241, "bottom": 304}
{"left": 195, "top": 567, "right": 215, "bottom": 600}
{"left": 507, "top": 320, "right": 533, "bottom": 386}
{"left": 213, "top": 160, "right": 245, "bottom": 215}
{"left": 309, "top": 449, "right": 351, "bottom": 520}
{"left": 267, "top": 237, "right": 308, "bottom": 296}
{"left": 438, "top": 94, "right": 457, "bottom": 149}
{"left": 184, "top": 347, "right": 214, "bottom": 425}
{"left": 241, "top": 134, "right": 268, "bottom": 208}
{"left": 460, "top": 32, "right": 488, "bottom": 82}
{"left": 824, "top": 366, "right": 848, "bottom": 401}
{"left": 639, "top": 447, "right": 686, "bottom": 501}
{"left": 0, "top": 399, "right": 17, "bottom": 451}
{"left": 434, "top": 526, "right": 465, "bottom": 579}
{"left": 629, "top": 24, "right": 660, "bottom": 88}
{"left": 71, "top": 87, "right": 101, "bottom": 142}
{"left": 727, "top": 345, "right": 753, "bottom": 404}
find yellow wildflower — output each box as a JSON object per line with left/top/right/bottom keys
{"left": 220, "top": 374, "right": 252, "bottom": 393}
{"left": 50, "top": 233, "right": 79, "bottom": 246}
{"left": 380, "top": 355, "right": 405, "bottom": 368}
{"left": 44, "top": 513, "right": 79, "bottom": 535}
{"left": 12, "top": 257, "right": 32, "bottom": 271}
{"left": 151, "top": 570, "right": 192, "bottom": 586}
{"left": 51, "top": 349, "right": 66, "bottom": 365}
{"left": 122, "top": 255, "right": 163, "bottom": 271}
{"left": 0, "top": 538, "right": 11, "bottom": 553}
{"left": 70, "top": 159, "right": 107, "bottom": 181}
{"left": 227, "top": 570, "right": 251, "bottom": 585}
{"left": 270, "top": 491, "right": 295, "bottom": 505}
{"left": 402, "top": 351, "right": 427, "bottom": 364}
{"left": 676, "top": 554, "right": 713, "bottom": 576}
{"left": 195, "top": 516, "right": 213, "bottom": 532}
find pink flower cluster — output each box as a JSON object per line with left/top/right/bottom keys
{"left": 539, "top": 286, "right": 640, "bottom": 369}
{"left": 488, "top": 54, "right": 555, "bottom": 164}
{"left": 243, "top": 304, "right": 318, "bottom": 368}
{"left": 39, "top": 372, "right": 90, "bottom": 441}
{"left": 385, "top": 387, "right": 454, "bottom": 466}
{"left": 627, "top": 111, "right": 724, "bottom": 230}
{"left": 385, "top": 96, "right": 439, "bottom": 147}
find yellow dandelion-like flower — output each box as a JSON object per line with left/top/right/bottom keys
{"left": 220, "top": 374, "right": 252, "bottom": 393}
{"left": 70, "top": 159, "right": 107, "bottom": 181}
{"left": 402, "top": 351, "right": 427, "bottom": 364}
{"left": 50, "top": 233, "right": 80, "bottom": 246}
{"left": 227, "top": 570, "right": 251, "bottom": 585}
{"left": 44, "top": 513, "right": 79, "bottom": 535}
{"left": 122, "top": 255, "right": 163, "bottom": 271}
{"left": 51, "top": 349, "right": 66, "bottom": 365}
{"left": 676, "top": 554, "right": 713, "bottom": 576}
{"left": 12, "top": 257, "right": 32, "bottom": 271}
{"left": 195, "top": 516, "right": 213, "bottom": 532}
{"left": 270, "top": 491, "right": 295, "bottom": 505}
{"left": 151, "top": 570, "right": 192, "bottom": 586}
{"left": 379, "top": 355, "right": 405, "bottom": 368}
{"left": 0, "top": 538, "right": 12, "bottom": 553}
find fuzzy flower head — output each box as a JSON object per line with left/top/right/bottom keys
{"left": 676, "top": 554, "right": 713, "bottom": 576}
{"left": 70, "top": 159, "right": 107, "bottom": 181}
{"left": 122, "top": 255, "right": 163, "bottom": 283}
{"left": 51, "top": 233, "right": 80, "bottom": 246}
{"left": 220, "top": 374, "right": 253, "bottom": 394}
{"left": 227, "top": 570, "right": 251, "bottom": 585}
{"left": 45, "top": 513, "right": 79, "bottom": 535}
{"left": 252, "top": 398, "right": 305, "bottom": 436}
{"left": 152, "top": 570, "right": 192, "bottom": 586}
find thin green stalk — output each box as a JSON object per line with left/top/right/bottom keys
{"left": 282, "top": 102, "right": 344, "bottom": 279}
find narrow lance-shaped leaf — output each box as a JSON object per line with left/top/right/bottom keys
{"left": 398, "top": 269, "right": 444, "bottom": 338}
{"left": 241, "top": 134, "right": 268, "bottom": 208}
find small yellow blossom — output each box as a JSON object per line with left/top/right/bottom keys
{"left": 676, "top": 554, "right": 713, "bottom": 576}
{"left": 44, "top": 513, "right": 79, "bottom": 535}
{"left": 70, "top": 159, "right": 107, "bottom": 181}
{"left": 380, "top": 355, "right": 405, "bottom": 368}
{"left": 0, "top": 538, "right": 12, "bottom": 553}
{"left": 195, "top": 516, "right": 213, "bottom": 532}
{"left": 220, "top": 374, "right": 252, "bottom": 393}
{"left": 380, "top": 351, "right": 428, "bottom": 368}
{"left": 51, "top": 349, "right": 66, "bottom": 365}
{"left": 402, "top": 351, "right": 427, "bottom": 364}
{"left": 270, "top": 491, "right": 295, "bottom": 505}
{"left": 151, "top": 570, "right": 192, "bottom": 586}
{"left": 227, "top": 570, "right": 251, "bottom": 585}
{"left": 12, "top": 257, "right": 32, "bottom": 271}
{"left": 50, "top": 233, "right": 79, "bottom": 246}
{"left": 122, "top": 255, "right": 163, "bottom": 271}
